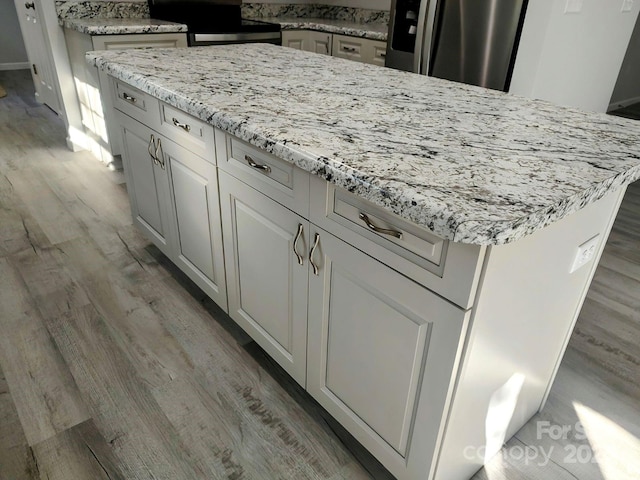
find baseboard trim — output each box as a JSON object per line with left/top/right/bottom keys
{"left": 608, "top": 95, "right": 640, "bottom": 112}
{"left": 0, "top": 62, "right": 30, "bottom": 71}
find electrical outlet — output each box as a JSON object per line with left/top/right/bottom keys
{"left": 570, "top": 235, "right": 600, "bottom": 273}
{"left": 621, "top": 0, "right": 634, "bottom": 12}
{"left": 565, "top": 0, "right": 583, "bottom": 13}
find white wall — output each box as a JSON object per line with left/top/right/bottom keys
{"left": 510, "top": 0, "right": 640, "bottom": 113}
{"left": 247, "top": 0, "right": 391, "bottom": 9}
{"left": 0, "top": 0, "right": 28, "bottom": 68}
{"left": 610, "top": 14, "right": 640, "bottom": 108}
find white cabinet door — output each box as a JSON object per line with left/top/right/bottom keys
{"left": 307, "top": 226, "right": 469, "bottom": 479}
{"left": 160, "top": 136, "right": 227, "bottom": 311}
{"left": 219, "top": 171, "right": 309, "bottom": 386}
{"left": 281, "top": 30, "right": 309, "bottom": 50}
{"left": 307, "top": 31, "right": 332, "bottom": 55}
{"left": 117, "top": 111, "right": 175, "bottom": 258}
{"left": 14, "top": 0, "right": 61, "bottom": 112}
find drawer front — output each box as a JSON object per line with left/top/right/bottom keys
{"left": 158, "top": 102, "right": 215, "bottom": 163}
{"left": 111, "top": 78, "right": 159, "bottom": 127}
{"left": 215, "top": 130, "right": 310, "bottom": 217}
{"left": 332, "top": 34, "right": 365, "bottom": 62}
{"left": 371, "top": 41, "right": 387, "bottom": 67}
{"left": 309, "top": 175, "right": 484, "bottom": 309}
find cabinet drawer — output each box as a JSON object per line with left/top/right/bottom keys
{"left": 215, "top": 130, "right": 310, "bottom": 217}
{"left": 371, "top": 42, "right": 387, "bottom": 67}
{"left": 310, "top": 175, "right": 485, "bottom": 309}
{"left": 332, "top": 35, "right": 365, "bottom": 62}
{"left": 158, "top": 102, "right": 215, "bottom": 163}
{"left": 111, "top": 78, "right": 159, "bottom": 127}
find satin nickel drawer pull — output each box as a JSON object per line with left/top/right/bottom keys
{"left": 122, "top": 92, "right": 136, "bottom": 103}
{"left": 155, "top": 137, "right": 165, "bottom": 170}
{"left": 148, "top": 134, "right": 158, "bottom": 164}
{"left": 342, "top": 45, "right": 357, "bottom": 53}
{"left": 293, "top": 224, "right": 304, "bottom": 265}
{"left": 309, "top": 233, "right": 320, "bottom": 276}
{"left": 245, "top": 155, "right": 271, "bottom": 173}
{"left": 359, "top": 212, "right": 403, "bottom": 239}
{"left": 172, "top": 117, "right": 191, "bottom": 132}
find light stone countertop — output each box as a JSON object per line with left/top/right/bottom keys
{"left": 87, "top": 44, "right": 640, "bottom": 245}
{"left": 60, "top": 17, "right": 187, "bottom": 35}
{"left": 264, "top": 17, "right": 388, "bottom": 41}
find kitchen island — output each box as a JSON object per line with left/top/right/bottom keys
{"left": 88, "top": 44, "right": 640, "bottom": 480}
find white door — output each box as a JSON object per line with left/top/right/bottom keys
{"left": 219, "top": 171, "right": 309, "bottom": 386}
{"left": 306, "top": 226, "right": 469, "bottom": 479}
{"left": 117, "top": 111, "right": 175, "bottom": 259}
{"left": 281, "top": 30, "right": 309, "bottom": 50}
{"left": 308, "top": 31, "right": 332, "bottom": 55}
{"left": 14, "top": 0, "right": 61, "bottom": 112}
{"left": 162, "top": 140, "right": 227, "bottom": 311}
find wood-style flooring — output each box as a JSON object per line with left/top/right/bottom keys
{"left": 1, "top": 69, "right": 639, "bottom": 480}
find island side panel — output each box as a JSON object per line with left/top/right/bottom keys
{"left": 434, "top": 186, "right": 627, "bottom": 480}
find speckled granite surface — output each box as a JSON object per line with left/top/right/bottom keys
{"left": 56, "top": 1, "right": 149, "bottom": 20}
{"left": 60, "top": 17, "right": 187, "bottom": 35}
{"left": 270, "top": 17, "right": 387, "bottom": 41}
{"left": 87, "top": 44, "right": 640, "bottom": 245}
{"left": 241, "top": 3, "right": 389, "bottom": 24}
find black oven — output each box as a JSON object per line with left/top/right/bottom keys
{"left": 148, "top": 0, "right": 281, "bottom": 46}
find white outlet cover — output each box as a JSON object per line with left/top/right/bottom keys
{"left": 565, "top": 0, "right": 584, "bottom": 13}
{"left": 570, "top": 235, "right": 600, "bottom": 273}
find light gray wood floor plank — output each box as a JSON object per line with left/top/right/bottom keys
{"left": 31, "top": 419, "right": 125, "bottom": 480}
{"left": 0, "top": 363, "right": 39, "bottom": 480}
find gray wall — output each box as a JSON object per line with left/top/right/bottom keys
{"left": 610, "top": 15, "right": 640, "bottom": 108}
{"left": 0, "top": 0, "right": 28, "bottom": 67}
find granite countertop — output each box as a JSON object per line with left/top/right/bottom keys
{"left": 61, "top": 17, "right": 187, "bottom": 35}
{"left": 87, "top": 44, "right": 640, "bottom": 246}
{"left": 264, "top": 17, "right": 388, "bottom": 41}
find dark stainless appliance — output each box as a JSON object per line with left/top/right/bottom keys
{"left": 385, "top": 0, "right": 528, "bottom": 91}
{"left": 148, "top": 0, "right": 281, "bottom": 46}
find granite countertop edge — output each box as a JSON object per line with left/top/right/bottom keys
{"left": 272, "top": 18, "right": 388, "bottom": 41}
{"left": 86, "top": 49, "right": 640, "bottom": 246}
{"left": 60, "top": 17, "right": 188, "bottom": 35}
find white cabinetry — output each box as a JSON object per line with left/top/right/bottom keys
{"left": 282, "top": 30, "right": 386, "bottom": 66}
{"left": 219, "top": 172, "right": 309, "bottom": 386}
{"left": 114, "top": 99, "right": 227, "bottom": 310}
{"left": 64, "top": 28, "right": 187, "bottom": 165}
{"left": 282, "top": 30, "right": 332, "bottom": 55}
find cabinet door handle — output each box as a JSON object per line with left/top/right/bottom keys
{"left": 342, "top": 45, "right": 357, "bottom": 53}
{"left": 309, "top": 233, "right": 320, "bottom": 276}
{"left": 155, "top": 137, "right": 165, "bottom": 170}
{"left": 148, "top": 134, "right": 158, "bottom": 164}
{"left": 244, "top": 155, "right": 271, "bottom": 173}
{"left": 122, "top": 92, "right": 137, "bottom": 103}
{"left": 25, "top": 2, "right": 35, "bottom": 9}
{"left": 359, "top": 212, "right": 403, "bottom": 239}
{"left": 172, "top": 117, "right": 191, "bottom": 132}
{"left": 293, "top": 223, "right": 304, "bottom": 265}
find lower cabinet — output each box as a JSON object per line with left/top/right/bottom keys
{"left": 282, "top": 30, "right": 332, "bottom": 55}
{"left": 282, "top": 30, "right": 386, "bottom": 66}
{"left": 219, "top": 171, "right": 309, "bottom": 386}
{"left": 117, "top": 110, "right": 227, "bottom": 310}
{"left": 306, "top": 226, "right": 470, "bottom": 478}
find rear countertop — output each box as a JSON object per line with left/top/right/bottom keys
{"left": 60, "top": 17, "right": 187, "bottom": 35}
{"left": 265, "top": 17, "right": 387, "bottom": 41}
{"left": 87, "top": 44, "right": 640, "bottom": 246}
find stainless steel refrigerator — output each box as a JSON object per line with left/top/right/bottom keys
{"left": 385, "top": 0, "right": 528, "bottom": 91}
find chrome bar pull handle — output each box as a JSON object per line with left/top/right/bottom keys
{"left": 309, "top": 233, "right": 320, "bottom": 276}
{"left": 172, "top": 117, "right": 191, "bottom": 132}
{"left": 122, "top": 92, "right": 136, "bottom": 103}
{"left": 155, "top": 137, "right": 165, "bottom": 170}
{"left": 245, "top": 155, "right": 271, "bottom": 173}
{"left": 148, "top": 134, "right": 158, "bottom": 164}
{"left": 359, "top": 212, "right": 403, "bottom": 239}
{"left": 293, "top": 224, "right": 304, "bottom": 265}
